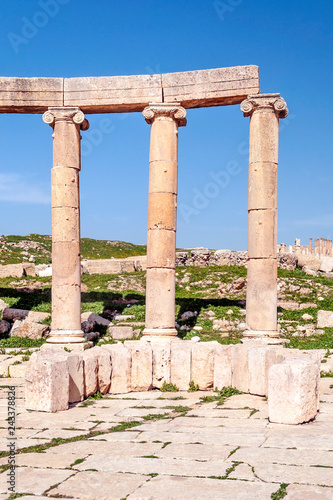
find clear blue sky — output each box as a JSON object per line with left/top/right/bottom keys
{"left": 0, "top": 0, "right": 332, "bottom": 250}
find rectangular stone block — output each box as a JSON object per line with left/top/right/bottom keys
{"left": 231, "top": 343, "right": 250, "bottom": 393}
{"left": 64, "top": 74, "right": 163, "bottom": 112}
{"left": 67, "top": 352, "right": 84, "bottom": 403}
{"left": 109, "top": 326, "right": 136, "bottom": 340}
{"left": 191, "top": 342, "right": 218, "bottom": 390}
{"left": 25, "top": 350, "right": 69, "bottom": 412}
{"left": 0, "top": 263, "right": 26, "bottom": 278}
{"left": 170, "top": 340, "right": 192, "bottom": 391}
{"left": 0, "top": 77, "right": 63, "bottom": 113}
{"left": 248, "top": 209, "right": 277, "bottom": 258}
{"left": 268, "top": 359, "right": 320, "bottom": 424}
{"left": 162, "top": 65, "right": 260, "bottom": 108}
{"left": 82, "top": 350, "right": 98, "bottom": 397}
{"left": 248, "top": 345, "right": 284, "bottom": 397}
{"left": 246, "top": 258, "right": 277, "bottom": 332}
{"left": 82, "top": 259, "right": 122, "bottom": 275}
{"left": 103, "top": 344, "right": 131, "bottom": 394}
{"left": 145, "top": 268, "right": 175, "bottom": 329}
{"left": 214, "top": 344, "right": 232, "bottom": 390}
{"left": 151, "top": 340, "right": 171, "bottom": 389}
{"left": 124, "top": 341, "right": 152, "bottom": 391}
{"left": 90, "top": 346, "right": 112, "bottom": 394}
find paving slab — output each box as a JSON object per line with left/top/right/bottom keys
{"left": 0, "top": 467, "right": 73, "bottom": 495}
{"left": 228, "top": 446, "right": 333, "bottom": 467}
{"left": 44, "top": 440, "right": 163, "bottom": 457}
{"left": 255, "top": 462, "right": 333, "bottom": 486}
{"left": 285, "top": 484, "right": 333, "bottom": 499}
{"left": 157, "top": 442, "right": 234, "bottom": 461}
{"left": 127, "top": 476, "right": 278, "bottom": 499}
{"left": 49, "top": 471, "right": 149, "bottom": 500}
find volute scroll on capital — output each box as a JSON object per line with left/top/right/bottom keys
{"left": 240, "top": 93, "right": 288, "bottom": 119}
{"left": 143, "top": 103, "right": 187, "bottom": 127}
{"left": 42, "top": 107, "right": 90, "bottom": 131}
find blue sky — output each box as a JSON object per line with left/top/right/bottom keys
{"left": 0, "top": 0, "right": 332, "bottom": 250}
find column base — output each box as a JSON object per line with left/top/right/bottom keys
{"left": 41, "top": 341, "right": 93, "bottom": 351}
{"left": 45, "top": 330, "right": 87, "bottom": 345}
{"left": 242, "top": 330, "right": 289, "bottom": 345}
{"left": 141, "top": 328, "right": 179, "bottom": 341}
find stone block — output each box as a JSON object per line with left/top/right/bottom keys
{"left": 25, "top": 350, "right": 69, "bottom": 412}
{"left": 246, "top": 258, "right": 277, "bottom": 332}
{"left": 0, "top": 77, "right": 63, "bottom": 112}
{"left": 247, "top": 209, "right": 277, "bottom": 258}
{"left": 268, "top": 359, "right": 320, "bottom": 424}
{"left": 120, "top": 260, "right": 136, "bottom": 273}
{"left": 67, "top": 352, "right": 84, "bottom": 403}
{"left": 0, "top": 263, "right": 25, "bottom": 278}
{"left": 125, "top": 341, "right": 152, "bottom": 391}
{"left": 170, "top": 340, "right": 192, "bottom": 391}
{"left": 147, "top": 229, "right": 176, "bottom": 269}
{"left": 248, "top": 162, "right": 277, "bottom": 210}
{"left": 317, "top": 310, "right": 333, "bottom": 328}
{"left": 38, "top": 266, "right": 52, "bottom": 277}
{"left": 109, "top": 326, "right": 136, "bottom": 340}
{"left": 191, "top": 341, "right": 218, "bottom": 390}
{"left": 92, "top": 346, "right": 112, "bottom": 394}
{"left": 231, "top": 343, "right": 252, "bottom": 393}
{"left": 248, "top": 345, "right": 284, "bottom": 396}
{"left": 103, "top": 344, "right": 131, "bottom": 394}
{"left": 297, "top": 254, "right": 320, "bottom": 272}
{"left": 9, "top": 361, "right": 28, "bottom": 378}
{"left": 162, "top": 65, "right": 260, "bottom": 107}
{"left": 81, "top": 312, "right": 110, "bottom": 327}
{"left": 81, "top": 259, "right": 122, "bottom": 275}
{"left": 214, "top": 344, "right": 232, "bottom": 390}
{"left": 2, "top": 308, "right": 50, "bottom": 323}
{"left": 147, "top": 193, "right": 177, "bottom": 231}
{"left": 10, "top": 319, "right": 49, "bottom": 339}
{"left": 0, "top": 320, "right": 10, "bottom": 335}
{"left": 151, "top": 340, "right": 171, "bottom": 389}
{"left": 82, "top": 350, "right": 98, "bottom": 397}
{"left": 145, "top": 268, "right": 175, "bottom": 329}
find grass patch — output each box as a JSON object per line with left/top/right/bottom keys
{"left": 271, "top": 483, "right": 289, "bottom": 500}
{"left": 160, "top": 381, "right": 179, "bottom": 392}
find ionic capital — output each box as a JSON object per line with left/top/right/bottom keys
{"left": 43, "top": 107, "right": 90, "bottom": 131}
{"left": 143, "top": 103, "right": 187, "bottom": 127}
{"left": 240, "top": 93, "right": 288, "bottom": 119}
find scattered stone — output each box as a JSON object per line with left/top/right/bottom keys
{"left": 0, "top": 320, "right": 10, "bottom": 335}
{"left": 81, "top": 312, "right": 110, "bottom": 327}
{"left": 10, "top": 319, "right": 50, "bottom": 339}
{"left": 38, "top": 266, "right": 52, "bottom": 277}
{"left": 180, "top": 311, "right": 197, "bottom": 321}
{"left": 302, "top": 313, "right": 313, "bottom": 321}
{"left": 317, "top": 310, "right": 333, "bottom": 328}
{"left": 109, "top": 325, "right": 137, "bottom": 340}
{"left": 2, "top": 308, "right": 50, "bottom": 323}
{"left": 0, "top": 298, "right": 9, "bottom": 310}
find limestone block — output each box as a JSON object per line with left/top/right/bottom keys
{"left": 2, "top": 308, "right": 50, "bottom": 323}
{"left": 147, "top": 193, "right": 177, "bottom": 230}
{"left": 64, "top": 74, "right": 163, "bottom": 112}
{"left": 9, "top": 361, "right": 28, "bottom": 378}
{"left": 149, "top": 160, "right": 178, "bottom": 194}
{"left": 162, "top": 65, "right": 260, "bottom": 107}
{"left": 317, "top": 310, "right": 333, "bottom": 328}
{"left": 0, "top": 77, "right": 63, "bottom": 112}
{"left": 147, "top": 229, "right": 176, "bottom": 269}
{"left": 92, "top": 346, "right": 112, "bottom": 394}
{"left": 124, "top": 341, "right": 152, "bottom": 391}
{"left": 151, "top": 341, "right": 171, "bottom": 389}
{"left": 145, "top": 268, "right": 175, "bottom": 329}
{"left": 319, "top": 257, "right": 333, "bottom": 273}
{"left": 0, "top": 263, "right": 25, "bottom": 278}
{"left": 246, "top": 258, "right": 277, "bottom": 332}
{"left": 109, "top": 326, "right": 136, "bottom": 340}
{"left": 248, "top": 162, "right": 277, "bottom": 210}
{"left": 268, "top": 359, "right": 320, "bottom": 424}
{"left": 82, "top": 350, "right": 98, "bottom": 397}
{"left": 248, "top": 345, "right": 284, "bottom": 396}
{"left": 67, "top": 352, "right": 84, "bottom": 403}
{"left": 247, "top": 209, "right": 277, "bottom": 258}
{"left": 10, "top": 319, "right": 49, "bottom": 339}
{"left": 51, "top": 284, "right": 81, "bottom": 331}
{"left": 103, "top": 344, "right": 131, "bottom": 394}
{"left": 297, "top": 254, "right": 320, "bottom": 272}
{"left": 249, "top": 110, "right": 279, "bottom": 164}
{"left": 213, "top": 344, "right": 232, "bottom": 390}
{"left": 231, "top": 343, "right": 252, "bottom": 393}
{"left": 120, "top": 260, "right": 136, "bottom": 273}
{"left": 191, "top": 342, "right": 218, "bottom": 390}
{"left": 25, "top": 350, "right": 69, "bottom": 412}
{"left": 52, "top": 208, "right": 80, "bottom": 243}
{"left": 51, "top": 167, "right": 79, "bottom": 208}
{"left": 23, "top": 263, "right": 36, "bottom": 276}
{"left": 82, "top": 259, "right": 122, "bottom": 275}
{"left": 170, "top": 340, "right": 192, "bottom": 391}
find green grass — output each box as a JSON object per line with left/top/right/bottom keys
{"left": 271, "top": 483, "right": 288, "bottom": 500}
{"left": 160, "top": 381, "right": 179, "bottom": 392}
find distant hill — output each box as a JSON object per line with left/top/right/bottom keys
{"left": 0, "top": 234, "right": 147, "bottom": 265}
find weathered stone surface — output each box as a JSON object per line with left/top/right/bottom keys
{"left": 103, "top": 343, "right": 131, "bottom": 394}
{"left": 0, "top": 298, "right": 8, "bottom": 310}
{"left": 81, "top": 312, "right": 111, "bottom": 327}
{"left": 162, "top": 65, "right": 260, "bottom": 108}
{"left": 317, "top": 309, "right": 333, "bottom": 328}
{"left": 93, "top": 346, "right": 112, "bottom": 394}
{"left": 285, "top": 484, "right": 333, "bottom": 499}
{"left": 3, "top": 308, "right": 50, "bottom": 323}
{"left": 25, "top": 350, "right": 69, "bottom": 412}
{"left": 124, "top": 341, "right": 152, "bottom": 391}
{"left": 297, "top": 254, "right": 320, "bottom": 272}
{"left": 0, "top": 320, "right": 10, "bottom": 335}
{"left": 67, "top": 352, "right": 84, "bottom": 403}
{"left": 81, "top": 258, "right": 138, "bottom": 275}
{"left": 10, "top": 319, "right": 49, "bottom": 339}
{"left": 191, "top": 342, "right": 218, "bottom": 390}
{"left": 214, "top": 344, "right": 232, "bottom": 390}
{"left": 231, "top": 343, "right": 251, "bottom": 392}
{"left": 319, "top": 257, "right": 333, "bottom": 273}
{"left": 268, "top": 359, "right": 320, "bottom": 424}
{"left": 82, "top": 350, "right": 98, "bottom": 397}
{"left": 9, "top": 361, "right": 29, "bottom": 378}
{"left": 109, "top": 325, "right": 136, "bottom": 340}
{"left": 248, "top": 345, "right": 284, "bottom": 396}
{"left": 151, "top": 340, "right": 171, "bottom": 388}
{"left": 170, "top": 340, "right": 192, "bottom": 390}
{"left": 0, "top": 77, "right": 63, "bottom": 113}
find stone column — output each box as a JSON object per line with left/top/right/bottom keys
{"left": 43, "top": 107, "right": 89, "bottom": 347}
{"left": 309, "top": 238, "right": 313, "bottom": 254}
{"left": 315, "top": 239, "right": 319, "bottom": 256}
{"left": 240, "top": 94, "right": 288, "bottom": 339}
{"left": 142, "top": 103, "right": 187, "bottom": 340}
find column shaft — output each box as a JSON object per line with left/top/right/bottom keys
{"left": 43, "top": 107, "right": 89, "bottom": 345}
{"left": 142, "top": 104, "right": 186, "bottom": 340}
{"left": 241, "top": 94, "right": 288, "bottom": 339}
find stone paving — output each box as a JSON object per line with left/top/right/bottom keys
{"left": 0, "top": 378, "right": 332, "bottom": 499}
